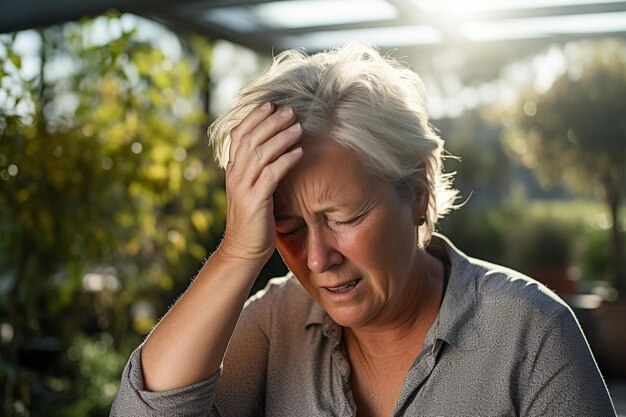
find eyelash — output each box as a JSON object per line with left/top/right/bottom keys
{"left": 278, "top": 225, "right": 304, "bottom": 236}
{"left": 277, "top": 214, "right": 363, "bottom": 235}
{"left": 332, "top": 215, "right": 361, "bottom": 226}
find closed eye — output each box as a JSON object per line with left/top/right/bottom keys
{"left": 278, "top": 228, "right": 298, "bottom": 236}
{"left": 276, "top": 223, "right": 306, "bottom": 236}
{"left": 332, "top": 214, "right": 363, "bottom": 227}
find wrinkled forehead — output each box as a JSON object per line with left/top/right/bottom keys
{"left": 273, "top": 139, "right": 379, "bottom": 214}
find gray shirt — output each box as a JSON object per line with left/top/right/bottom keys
{"left": 111, "top": 235, "right": 616, "bottom": 416}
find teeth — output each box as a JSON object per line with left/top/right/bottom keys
{"left": 326, "top": 280, "right": 358, "bottom": 293}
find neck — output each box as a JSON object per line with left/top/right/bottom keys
{"left": 344, "top": 250, "right": 445, "bottom": 358}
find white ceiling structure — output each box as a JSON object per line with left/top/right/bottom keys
{"left": 2, "top": 0, "right": 626, "bottom": 54}
{"left": 3, "top": 0, "right": 626, "bottom": 119}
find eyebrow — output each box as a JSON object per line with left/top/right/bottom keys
{"left": 274, "top": 204, "right": 349, "bottom": 222}
{"left": 274, "top": 214, "right": 301, "bottom": 223}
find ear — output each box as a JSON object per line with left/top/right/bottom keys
{"left": 413, "top": 187, "right": 429, "bottom": 226}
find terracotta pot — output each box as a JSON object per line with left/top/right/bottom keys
{"left": 593, "top": 299, "right": 626, "bottom": 378}
{"left": 529, "top": 265, "right": 576, "bottom": 296}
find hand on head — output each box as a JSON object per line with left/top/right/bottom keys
{"left": 220, "top": 102, "right": 304, "bottom": 265}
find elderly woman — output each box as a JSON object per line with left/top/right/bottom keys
{"left": 112, "top": 43, "right": 615, "bottom": 416}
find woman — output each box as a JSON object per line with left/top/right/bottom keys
{"left": 112, "top": 43, "right": 615, "bottom": 416}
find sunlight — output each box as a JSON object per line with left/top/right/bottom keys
{"left": 280, "top": 25, "right": 441, "bottom": 50}
{"left": 203, "top": 0, "right": 397, "bottom": 32}
{"left": 412, "top": 0, "right": 626, "bottom": 15}
{"left": 461, "top": 11, "right": 626, "bottom": 41}
{"left": 255, "top": 0, "right": 397, "bottom": 29}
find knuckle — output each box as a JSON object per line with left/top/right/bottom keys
{"left": 230, "top": 125, "right": 242, "bottom": 140}
{"left": 261, "top": 166, "right": 275, "bottom": 182}
{"left": 240, "top": 132, "right": 253, "bottom": 148}
{"left": 251, "top": 146, "right": 263, "bottom": 162}
{"left": 268, "top": 116, "right": 283, "bottom": 133}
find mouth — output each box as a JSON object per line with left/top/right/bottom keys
{"left": 323, "top": 278, "right": 362, "bottom": 294}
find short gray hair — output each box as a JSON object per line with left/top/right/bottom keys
{"left": 210, "top": 42, "right": 459, "bottom": 246}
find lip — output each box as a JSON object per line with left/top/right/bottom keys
{"left": 322, "top": 278, "right": 361, "bottom": 290}
{"left": 321, "top": 278, "right": 362, "bottom": 301}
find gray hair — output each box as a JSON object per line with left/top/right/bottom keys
{"left": 209, "top": 42, "right": 459, "bottom": 246}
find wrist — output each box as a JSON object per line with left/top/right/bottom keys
{"left": 216, "top": 234, "right": 274, "bottom": 264}
{"left": 211, "top": 240, "right": 271, "bottom": 273}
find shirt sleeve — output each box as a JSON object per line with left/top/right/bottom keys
{"left": 110, "top": 291, "right": 271, "bottom": 417}
{"left": 520, "top": 306, "right": 617, "bottom": 417}
{"left": 213, "top": 296, "right": 270, "bottom": 415}
{"left": 109, "top": 344, "right": 219, "bottom": 417}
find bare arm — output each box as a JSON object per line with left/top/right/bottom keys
{"left": 140, "top": 102, "right": 303, "bottom": 392}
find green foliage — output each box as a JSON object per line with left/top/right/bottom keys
{"left": 0, "top": 13, "right": 224, "bottom": 416}
{"left": 438, "top": 201, "right": 513, "bottom": 264}
{"left": 438, "top": 110, "right": 511, "bottom": 206}
{"left": 503, "top": 39, "right": 626, "bottom": 194}
{"left": 47, "top": 333, "right": 127, "bottom": 417}
{"left": 506, "top": 215, "right": 576, "bottom": 271}
{"left": 578, "top": 229, "right": 612, "bottom": 282}
{"left": 502, "top": 38, "right": 626, "bottom": 291}
{"left": 441, "top": 198, "right": 617, "bottom": 281}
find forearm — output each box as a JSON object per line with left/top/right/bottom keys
{"left": 140, "top": 102, "right": 302, "bottom": 393}
{"left": 140, "top": 248, "right": 264, "bottom": 392}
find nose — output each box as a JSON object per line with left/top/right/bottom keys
{"left": 306, "top": 228, "right": 343, "bottom": 273}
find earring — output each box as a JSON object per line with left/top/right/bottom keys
{"left": 417, "top": 215, "right": 426, "bottom": 226}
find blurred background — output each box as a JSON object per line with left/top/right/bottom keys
{"left": 0, "top": 0, "right": 625, "bottom": 415}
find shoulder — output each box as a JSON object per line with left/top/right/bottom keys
{"left": 432, "top": 235, "right": 574, "bottom": 349}
{"left": 469, "top": 256, "right": 568, "bottom": 320}
{"left": 245, "top": 273, "right": 311, "bottom": 309}
{"left": 241, "top": 274, "right": 315, "bottom": 332}
{"left": 429, "top": 236, "right": 614, "bottom": 416}
{"left": 436, "top": 232, "right": 568, "bottom": 317}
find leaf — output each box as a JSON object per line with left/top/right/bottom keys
{"left": 191, "top": 210, "right": 210, "bottom": 233}
{"left": 8, "top": 50, "right": 21, "bottom": 69}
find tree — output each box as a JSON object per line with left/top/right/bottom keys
{"left": 503, "top": 39, "right": 626, "bottom": 293}
{"left": 0, "top": 13, "right": 224, "bottom": 416}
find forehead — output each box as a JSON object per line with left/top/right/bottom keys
{"left": 274, "top": 140, "right": 379, "bottom": 214}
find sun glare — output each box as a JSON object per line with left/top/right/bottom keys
{"left": 412, "top": 0, "right": 626, "bottom": 15}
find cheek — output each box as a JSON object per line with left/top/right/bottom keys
{"left": 346, "top": 216, "right": 416, "bottom": 274}
{"left": 276, "top": 236, "right": 320, "bottom": 294}
{"left": 336, "top": 227, "right": 373, "bottom": 263}
{"left": 276, "top": 236, "right": 306, "bottom": 274}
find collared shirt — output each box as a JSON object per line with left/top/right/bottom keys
{"left": 111, "top": 235, "right": 616, "bottom": 416}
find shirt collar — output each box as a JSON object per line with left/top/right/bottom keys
{"left": 305, "top": 300, "right": 326, "bottom": 327}
{"left": 305, "top": 299, "right": 343, "bottom": 342}
{"left": 426, "top": 234, "right": 485, "bottom": 350}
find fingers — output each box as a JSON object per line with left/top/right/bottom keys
{"left": 230, "top": 105, "right": 296, "bottom": 165}
{"left": 220, "top": 103, "right": 304, "bottom": 265}
{"left": 255, "top": 146, "right": 303, "bottom": 196}
{"left": 228, "top": 103, "right": 302, "bottom": 186}
{"left": 239, "top": 121, "right": 303, "bottom": 186}
{"left": 229, "top": 102, "right": 274, "bottom": 164}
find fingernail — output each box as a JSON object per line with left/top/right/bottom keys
{"left": 280, "top": 107, "right": 293, "bottom": 117}
{"left": 288, "top": 123, "right": 301, "bottom": 132}
{"left": 291, "top": 147, "right": 303, "bottom": 155}
{"left": 261, "top": 102, "right": 271, "bottom": 110}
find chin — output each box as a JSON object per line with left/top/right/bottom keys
{"left": 324, "top": 304, "right": 376, "bottom": 329}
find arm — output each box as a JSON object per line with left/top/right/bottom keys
{"left": 142, "top": 103, "right": 302, "bottom": 390}
{"left": 111, "top": 103, "right": 303, "bottom": 414}
{"left": 521, "top": 306, "right": 616, "bottom": 417}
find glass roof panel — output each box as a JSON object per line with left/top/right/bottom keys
{"left": 280, "top": 25, "right": 442, "bottom": 50}
{"left": 413, "top": 0, "right": 626, "bottom": 14}
{"left": 462, "top": 11, "right": 626, "bottom": 41}
{"left": 255, "top": 0, "right": 398, "bottom": 29}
